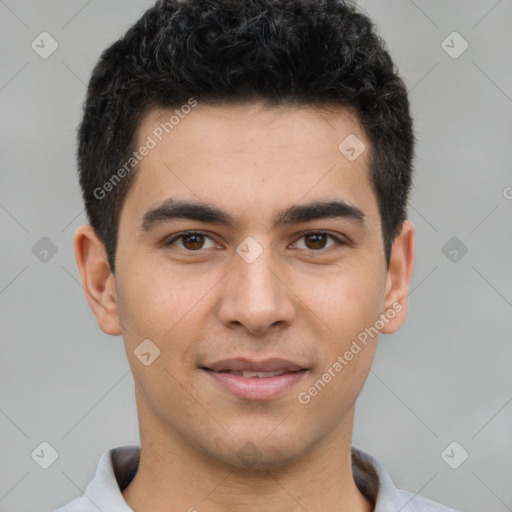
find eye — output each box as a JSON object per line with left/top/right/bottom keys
{"left": 165, "top": 231, "right": 217, "bottom": 251}
{"left": 293, "top": 232, "right": 345, "bottom": 251}
{"left": 164, "top": 230, "right": 346, "bottom": 252}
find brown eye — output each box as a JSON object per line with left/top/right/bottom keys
{"left": 294, "top": 232, "right": 342, "bottom": 251}
{"left": 166, "top": 231, "right": 216, "bottom": 251}
{"left": 181, "top": 233, "right": 205, "bottom": 250}
{"left": 304, "top": 233, "right": 328, "bottom": 250}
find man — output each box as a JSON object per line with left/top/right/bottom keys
{"left": 56, "top": 0, "right": 458, "bottom": 510}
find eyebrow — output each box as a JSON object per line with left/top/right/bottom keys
{"left": 139, "top": 197, "right": 366, "bottom": 232}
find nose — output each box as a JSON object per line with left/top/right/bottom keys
{"left": 217, "top": 243, "right": 296, "bottom": 336}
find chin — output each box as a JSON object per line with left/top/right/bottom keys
{"left": 209, "top": 432, "right": 311, "bottom": 472}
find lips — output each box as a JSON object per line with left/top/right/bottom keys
{"left": 202, "top": 358, "right": 308, "bottom": 400}
{"left": 204, "top": 357, "right": 306, "bottom": 373}
{"left": 223, "top": 370, "right": 287, "bottom": 378}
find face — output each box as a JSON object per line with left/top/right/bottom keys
{"left": 76, "top": 101, "right": 414, "bottom": 470}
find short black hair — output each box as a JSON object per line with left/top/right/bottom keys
{"left": 78, "top": 0, "right": 414, "bottom": 273}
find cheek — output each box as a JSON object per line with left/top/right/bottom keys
{"left": 296, "top": 275, "right": 381, "bottom": 414}
{"left": 116, "top": 259, "right": 198, "bottom": 330}
{"left": 296, "top": 264, "right": 385, "bottom": 345}
{"left": 307, "top": 267, "right": 385, "bottom": 406}
{"left": 115, "top": 263, "right": 218, "bottom": 376}
{"left": 115, "top": 271, "right": 205, "bottom": 410}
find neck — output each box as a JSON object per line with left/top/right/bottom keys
{"left": 122, "top": 391, "right": 373, "bottom": 512}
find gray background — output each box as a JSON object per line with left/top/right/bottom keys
{"left": 1, "top": 1, "right": 511, "bottom": 511}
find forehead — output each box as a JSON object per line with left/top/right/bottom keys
{"left": 138, "top": 101, "right": 365, "bottom": 158}
{"left": 121, "top": 101, "right": 379, "bottom": 231}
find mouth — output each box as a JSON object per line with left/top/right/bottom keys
{"left": 201, "top": 358, "right": 308, "bottom": 400}
{"left": 212, "top": 369, "right": 292, "bottom": 378}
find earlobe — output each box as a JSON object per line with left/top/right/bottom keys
{"left": 379, "top": 220, "right": 415, "bottom": 335}
{"left": 74, "top": 224, "right": 123, "bottom": 336}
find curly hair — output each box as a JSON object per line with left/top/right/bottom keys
{"left": 78, "top": 0, "right": 414, "bottom": 273}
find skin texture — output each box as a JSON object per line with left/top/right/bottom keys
{"left": 74, "top": 102, "right": 415, "bottom": 512}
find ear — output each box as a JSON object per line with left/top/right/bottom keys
{"left": 74, "top": 224, "right": 122, "bottom": 336}
{"left": 379, "top": 220, "right": 415, "bottom": 334}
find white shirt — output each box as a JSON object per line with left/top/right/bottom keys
{"left": 54, "top": 445, "right": 459, "bottom": 512}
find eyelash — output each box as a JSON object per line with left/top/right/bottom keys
{"left": 164, "top": 230, "right": 347, "bottom": 252}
